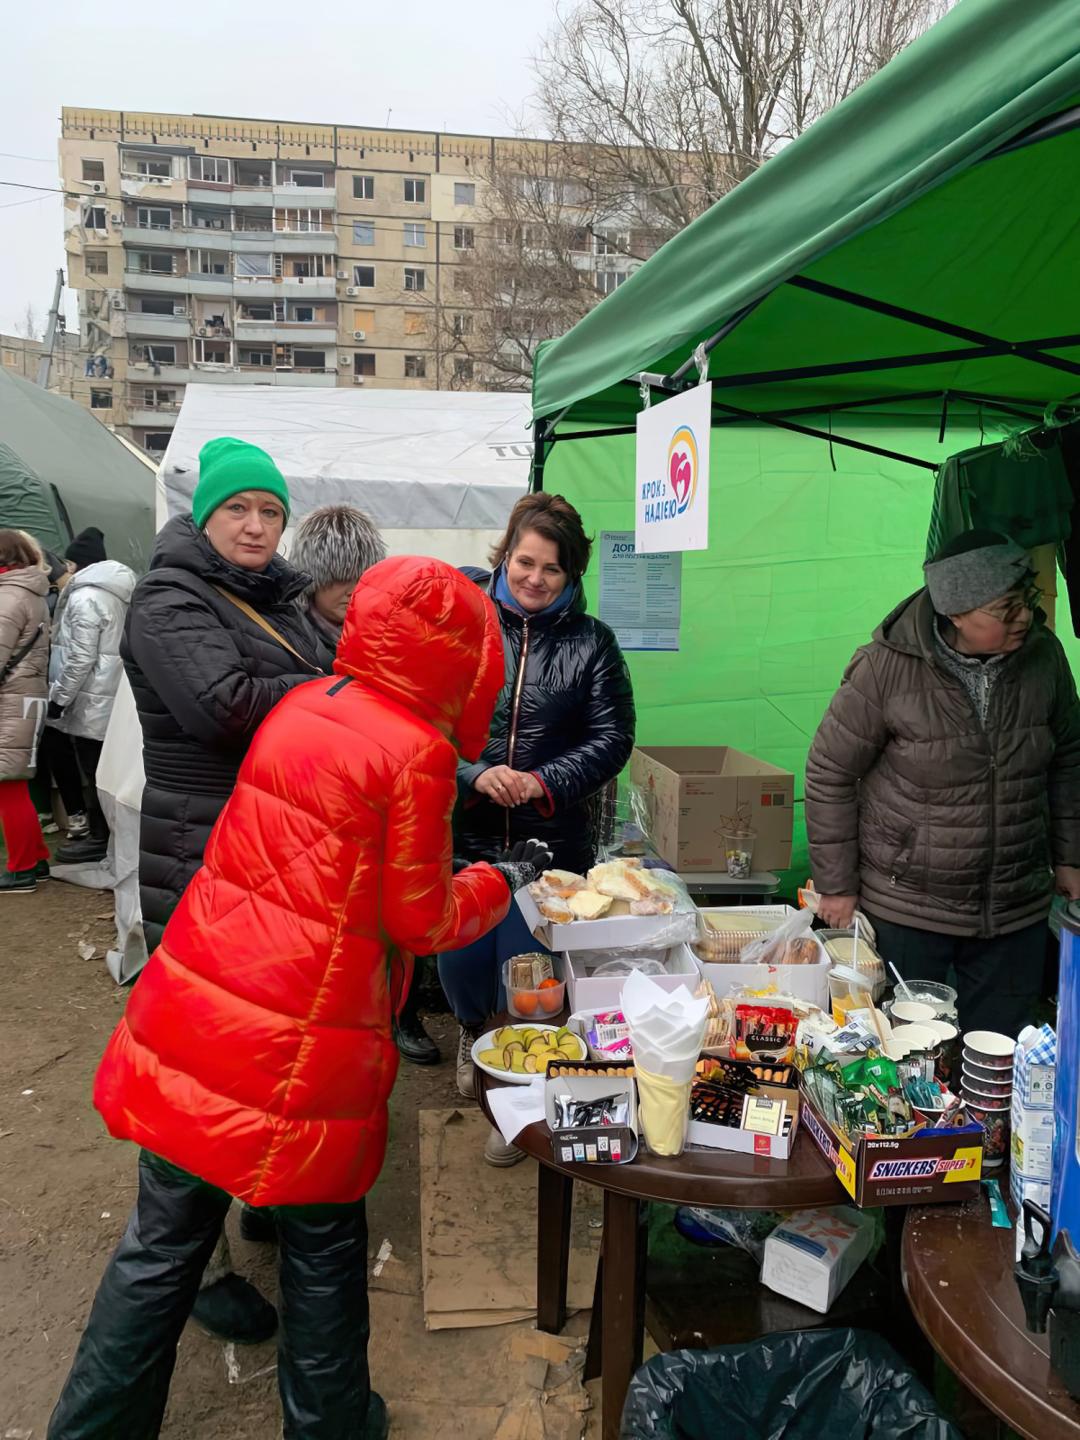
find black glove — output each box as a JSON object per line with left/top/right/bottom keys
{"left": 492, "top": 837, "right": 554, "bottom": 893}
{"left": 47, "top": 701, "right": 64, "bottom": 721}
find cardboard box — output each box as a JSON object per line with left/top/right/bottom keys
{"left": 631, "top": 745, "right": 795, "bottom": 872}
{"left": 799, "top": 1086, "right": 983, "bottom": 1208}
{"left": 687, "top": 1079, "right": 801, "bottom": 1160}
{"left": 762, "top": 1206, "right": 877, "bottom": 1314}
{"left": 560, "top": 943, "right": 700, "bottom": 1014}
{"left": 516, "top": 887, "right": 698, "bottom": 954}
{"left": 1010, "top": 1102, "right": 1055, "bottom": 1184}
{"left": 544, "top": 1067, "right": 638, "bottom": 1165}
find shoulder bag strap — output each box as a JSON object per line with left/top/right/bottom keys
{"left": 210, "top": 584, "right": 323, "bottom": 674}
{"left": 0, "top": 621, "right": 45, "bottom": 686}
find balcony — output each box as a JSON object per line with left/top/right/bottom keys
{"left": 122, "top": 225, "right": 183, "bottom": 249}
{"left": 128, "top": 406, "right": 180, "bottom": 428}
{"left": 273, "top": 185, "right": 336, "bottom": 208}
{"left": 124, "top": 269, "right": 190, "bottom": 295}
{"left": 125, "top": 312, "right": 191, "bottom": 338}
{"left": 121, "top": 175, "right": 185, "bottom": 200}
{"left": 269, "top": 229, "right": 337, "bottom": 254}
{"left": 235, "top": 321, "right": 337, "bottom": 344}
{"left": 233, "top": 276, "right": 336, "bottom": 300}
{"left": 186, "top": 269, "right": 235, "bottom": 295}
{"left": 127, "top": 362, "right": 339, "bottom": 387}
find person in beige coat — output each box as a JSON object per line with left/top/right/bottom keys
{"left": 0, "top": 529, "right": 51, "bottom": 893}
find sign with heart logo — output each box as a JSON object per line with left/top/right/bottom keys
{"left": 635, "top": 383, "right": 711, "bottom": 553}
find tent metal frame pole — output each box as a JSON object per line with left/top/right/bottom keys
{"left": 531, "top": 417, "right": 550, "bottom": 492}
{"left": 663, "top": 301, "right": 762, "bottom": 390}
{"left": 785, "top": 276, "right": 1080, "bottom": 380}
{"left": 989, "top": 104, "right": 1080, "bottom": 160}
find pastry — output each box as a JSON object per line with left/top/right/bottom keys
{"left": 537, "top": 897, "right": 574, "bottom": 925}
{"left": 568, "top": 890, "right": 613, "bottom": 920}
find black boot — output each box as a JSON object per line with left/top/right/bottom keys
{"left": 240, "top": 1203, "right": 278, "bottom": 1243}
{"left": 190, "top": 1272, "right": 278, "bottom": 1345}
{"left": 55, "top": 835, "right": 108, "bottom": 865}
{"left": 393, "top": 985, "right": 440, "bottom": 1066}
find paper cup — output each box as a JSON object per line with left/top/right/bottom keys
{"left": 890, "top": 1000, "right": 936, "bottom": 1025}
{"left": 961, "top": 1065, "right": 1012, "bottom": 1096}
{"left": 961, "top": 1080, "right": 1011, "bottom": 1109}
{"left": 963, "top": 1030, "right": 1015, "bottom": 1068}
{"left": 967, "top": 1102, "right": 1010, "bottom": 1168}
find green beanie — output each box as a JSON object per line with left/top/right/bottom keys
{"left": 192, "top": 437, "right": 291, "bottom": 529}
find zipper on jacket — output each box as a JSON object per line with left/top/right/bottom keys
{"left": 503, "top": 618, "right": 531, "bottom": 850}
{"left": 983, "top": 754, "right": 997, "bottom": 936}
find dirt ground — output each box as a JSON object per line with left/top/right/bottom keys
{"left": 0, "top": 877, "right": 599, "bottom": 1439}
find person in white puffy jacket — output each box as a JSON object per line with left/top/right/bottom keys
{"left": 47, "top": 547, "right": 136, "bottom": 862}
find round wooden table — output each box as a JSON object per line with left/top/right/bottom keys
{"left": 903, "top": 1193, "right": 1080, "bottom": 1440}
{"left": 476, "top": 1035, "right": 845, "bottom": 1440}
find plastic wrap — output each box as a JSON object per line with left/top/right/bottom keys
{"left": 620, "top": 1327, "right": 962, "bottom": 1439}
{"left": 740, "top": 908, "right": 820, "bottom": 967}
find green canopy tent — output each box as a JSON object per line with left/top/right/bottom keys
{"left": 0, "top": 369, "right": 155, "bottom": 571}
{"left": 530, "top": 0, "right": 1080, "bottom": 883}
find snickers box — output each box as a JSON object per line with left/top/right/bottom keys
{"left": 800, "top": 1087, "right": 983, "bottom": 1208}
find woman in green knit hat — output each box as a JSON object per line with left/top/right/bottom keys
{"left": 120, "top": 436, "right": 329, "bottom": 1346}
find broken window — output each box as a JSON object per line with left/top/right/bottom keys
{"left": 125, "top": 153, "right": 173, "bottom": 178}
{"left": 82, "top": 205, "right": 107, "bottom": 230}
{"left": 403, "top": 178, "right": 426, "bottom": 203}
{"left": 236, "top": 253, "right": 272, "bottom": 277}
{"left": 452, "top": 313, "right": 474, "bottom": 337}
{"left": 82, "top": 159, "right": 105, "bottom": 183}
{"left": 84, "top": 250, "right": 108, "bottom": 276}
{"left": 293, "top": 305, "right": 315, "bottom": 323}
{"left": 241, "top": 303, "right": 275, "bottom": 321}
{"left": 454, "top": 182, "right": 476, "bottom": 206}
{"left": 354, "top": 352, "right": 376, "bottom": 377}
{"left": 90, "top": 388, "right": 112, "bottom": 409}
{"left": 353, "top": 265, "right": 376, "bottom": 288}
{"left": 292, "top": 349, "right": 326, "bottom": 370}
{"left": 138, "top": 297, "right": 178, "bottom": 315}
{"left": 137, "top": 206, "right": 173, "bottom": 231}
{"left": 135, "top": 252, "right": 176, "bottom": 275}
{"left": 353, "top": 222, "right": 375, "bottom": 245}
{"left": 142, "top": 432, "right": 172, "bottom": 453}
{"left": 239, "top": 346, "right": 273, "bottom": 367}
{"left": 404, "top": 354, "right": 426, "bottom": 379}
{"left": 190, "top": 156, "right": 230, "bottom": 185}
{"left": 453, "top": 357, "right": 474, "bottom": 382}
{"left": 403, "top": 267, "right": 426, "bottom": 292}
{"left": 403, "top": 311, "right": 426, "bottom": 336}
{"left": 286, "top": 170, "right": 326, "bottom": 189}
{"left": 132, "top": 343, "right": 177, "bottom": 364}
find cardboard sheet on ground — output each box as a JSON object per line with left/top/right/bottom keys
{"left": 419, "top": 1107, "right": 599, "bottom": 1330}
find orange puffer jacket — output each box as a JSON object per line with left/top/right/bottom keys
{"left": 93, "top": 556, "right": 511, "bottom": 1206}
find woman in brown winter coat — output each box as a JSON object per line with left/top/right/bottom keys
{"left": 805, "top": 530, "right": 1080, "bottom": 1037}
{"left": 0, "top": 529, "right": 51, "bottom": 893}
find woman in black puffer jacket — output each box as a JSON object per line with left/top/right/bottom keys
{"left": 441, "top": 493, "right": 636, "bottom": 1162}
{"left": 125, "top": 464, "right": 328, "bottom": 954}
{"left": 121, "top": 438, "right": 328, "bottom": 1347}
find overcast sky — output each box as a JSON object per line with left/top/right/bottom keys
{"left": 0, "top": 0, "right": 555, "bottom": 335}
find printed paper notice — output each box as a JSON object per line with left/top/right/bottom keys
{"left": 598, "top": 531, "right": 681, "bottom": 651}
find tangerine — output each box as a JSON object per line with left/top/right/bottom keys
{"left": 513, "top": 991, "right": 540, "bottom": 1017}
{"left": 538, "top": 983, "right": 563, "bottom": 1014}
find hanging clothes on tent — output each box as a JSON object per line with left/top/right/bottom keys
{"left": 926, "top": 432, "right": 1072, "bottom": 561}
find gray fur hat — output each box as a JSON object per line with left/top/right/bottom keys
{"left": 291, "top": 504, "right": 387, "bottom": 599}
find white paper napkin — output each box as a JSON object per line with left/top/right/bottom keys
{"left": 486, "top": 1078, "right": 547, "bottom": 1146}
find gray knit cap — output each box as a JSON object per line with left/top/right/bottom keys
{"left": 924, "top": 531, "right": 1033, "bottom": 615}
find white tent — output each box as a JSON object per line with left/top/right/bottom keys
{"left": 95, "top": 384, "right": 533, "bottom": 981}
{"left": 161, "top": 384, "right": 533, "bottom": 565}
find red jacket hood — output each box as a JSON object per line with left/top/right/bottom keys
{"left": 334, "top": 555, "right": 504, "bottom": 761}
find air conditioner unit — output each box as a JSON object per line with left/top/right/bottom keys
{"left": 110, "top": 214, "right": 123, "bottom": 225}
{"left": 345, "top": 286, "right": 358, "bottom": 297}
{"left": 336, "top": 270, "right": 348, "bottom": 280}
{"left": 196, "top": 326, "right": 207, "bottom": 336}
{"left": 172, "top": 305, "right": 187, "bottom": 316}
{"left": 92, "top": 183, "right": 104, "bottom": 194}
{"left": 353, "top": 329, "right": 366, "bottom": 340}
{"left": 338, "top": 355, "right": 350, "bottom": 367}
{"left": 353, "top": 375, "right": 365, "bottom": 385}
{"left": 110, "top": 298, "right": 125, "bottom": 311}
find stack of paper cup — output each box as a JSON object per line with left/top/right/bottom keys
{"left": 621, "top": 969, "right": 709, "bottom": 1157}
{"left": 961, "top": 1030, "right": 1014, "bottom": 1171}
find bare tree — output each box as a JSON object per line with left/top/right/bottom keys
{"left": 15, "top": 303, "right": 41, "bottom": 340}
{"left": 448, "top": 0, "right": 948, "bottom": 385}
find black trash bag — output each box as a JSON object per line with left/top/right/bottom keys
{"left": 620, "top": 1327, "right": 962, "bottom": 1440}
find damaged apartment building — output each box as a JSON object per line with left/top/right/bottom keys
{"left": 59, "top": 108, "right": 644, "bottom": 454}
